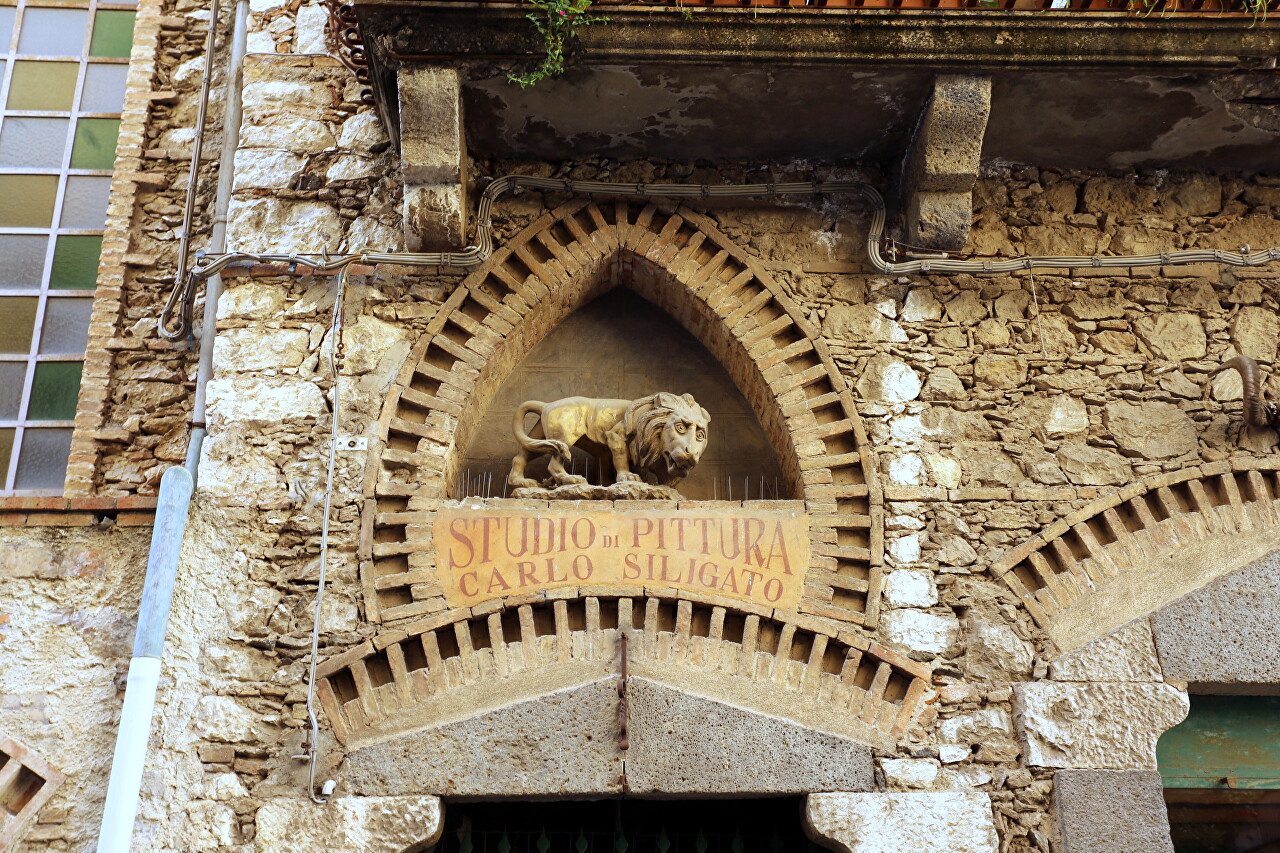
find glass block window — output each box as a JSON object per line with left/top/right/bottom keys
{"left": 0, "top": 0, "right": 135, "bottom": 492}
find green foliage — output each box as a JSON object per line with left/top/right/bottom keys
{"left": 1127, "top": 0, "right": 1267, "bottom": 23}
{"left": 508, "top": 0, "right": 609, "bottom": 88}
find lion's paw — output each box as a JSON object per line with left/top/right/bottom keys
{"left": 615, "top": 472, "right": 642, "bottom": 483}
{"left": 554, "top": 474, "right": 588, "bottom": 486}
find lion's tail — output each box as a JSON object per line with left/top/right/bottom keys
{"left": 512, "top": 401, "right": 571, "bottom": 462}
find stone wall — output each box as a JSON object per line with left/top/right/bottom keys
{"left": 0, "top": 517, "right": 151, "bottom": 849}
{"left": 28, "top": 10, "right": 1280, "bottom": 845}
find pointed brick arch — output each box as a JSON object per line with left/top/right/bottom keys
{"left": 361, "top": 199, "right": 883, "bottom": 628}
{"left": 990, "top": 458, "right": 1280, "bottom": 654}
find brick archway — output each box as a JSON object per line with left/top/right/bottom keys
{"left": 360, "top": 199, "right": 884, "bottom": 627}
{"left": 316, "top": 592, "right": 930, "bottom": 793}
{"left": 990, "top": 458, "right": 1280, "bottom": 654}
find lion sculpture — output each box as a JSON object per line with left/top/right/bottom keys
{"left": 507, "top": 392, "right": 710, "bottom": 496}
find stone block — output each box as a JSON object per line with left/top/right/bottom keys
{"left": 826, "top": 305, "right": 907, "bottom": 345}
{"left": 962, "top": 610, "right": 1034, "bottom": 683}
{"left": 884, "top": 569, "right": 937, "bottom": 608}
{"left": 1053, "top": 770, "right": 1173, "bottom": 853}
{"left": 908, "top": 76, "right": 992, "bottom": 193}
{"left": 255, "top": 795, "right": 442, "bottom": 853}
{"left": 205, "top": 376, "right": 326, "bottom": 427}
{"left": 1050, "top": 620, "right": 1164, "bottom": 683}
{"left": 1103, "top": 402, "right": 1197, "bottom": 460}
{"left": 214, "top": 328, "right": 311, "bottom": 372}
{"left": 855, "top": 354, "right": 920, "bottom": 402}
{"left": 1013, "top": 682, "right": 1188, "bottom": 769}
{"left": 1151, "top": 549, "right": 1280, "bottom": 688}
{"left": 804, "top": 792, "right": 998, "bottom": 853}
{"left": 908, "top": 191, "right": 974, "bottom": 253}
{"left": 882, "top": 609, "right": 961, "bottom": 656}
{"left": 343, "top": 678, "right": 624, "bottom": 797}
{"left": 1132, "top": 313, "right": 1207, "bottom": 361}
{"left": 624, "top": 677, "right": 875, "bottom": 794}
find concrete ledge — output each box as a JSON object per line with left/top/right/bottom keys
{"left": 1053, "top": 770, "right": 1174, "bottom": 853}
{"left": 358, "top": 7, "right": 1280, "bottom": 73}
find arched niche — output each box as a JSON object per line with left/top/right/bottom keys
{"left": 361, "top": 199, "right": 883, "bottom": 629}
{"left": 457, "top": 288, "right": 785, "bottom": 501}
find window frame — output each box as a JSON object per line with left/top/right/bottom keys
{"left": 0, "top": 0, "right": 135, "bottom": 494}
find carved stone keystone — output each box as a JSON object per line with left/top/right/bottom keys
{"left": 901, "top": 75, "right": 992, "bottom": 252}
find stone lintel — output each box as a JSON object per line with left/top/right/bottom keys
{"left": 397, "top": 65, "right": 467, "bottom": 252}
{"left": 624, "top": 677, "right": 875, "bottom": 794}
{"left": 804, "top": 792, "right": 999, "bottom": 853}
{"left": 1052, "top": 770, "right": 1174, "bottom": 853}
{"left": 900, "top": 75, "right": 991, "bottom": 252}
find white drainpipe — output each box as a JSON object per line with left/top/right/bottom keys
{"left": 97, "top": 0, "right": 248, "bottom": 848}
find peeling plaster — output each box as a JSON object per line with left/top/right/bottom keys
{"left": 1107, "top": 76, "right": 1278, "bottom": 169}
{"left": 464, "top": 66, "right": 928, "bottom": 162}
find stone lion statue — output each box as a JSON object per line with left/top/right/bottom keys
{"left": 507, "top": 392, "right": 710, "bottom": 496}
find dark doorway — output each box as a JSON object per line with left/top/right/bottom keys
{"left": 425, "top": 799, "right": 826, "bottom": 853}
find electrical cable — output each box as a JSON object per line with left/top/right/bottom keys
{"left": 158, "top": 0, "right": 221, "bottom": 342}
{"left": 299, "top": 264, "right": 347, "bottom": 804}
{"left": 159, "top": 176, "right": 1280, "bottom": 341}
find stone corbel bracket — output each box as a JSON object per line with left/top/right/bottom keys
{"left": 398, "top": 65, "right": 467, "bottom": 252}
{"left": 899, "top": 75, "right": 992, "bottom": 253}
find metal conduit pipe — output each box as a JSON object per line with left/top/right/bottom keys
{"left": 97, "top": 1, "right": 250, "bottom": 848}
{"left": 155, "top": 177, "right": 1280, "bottom": 341}
{"left": 186, "top": 0, "right": 250, "bottom": 477}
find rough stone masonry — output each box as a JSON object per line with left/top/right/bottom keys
{"left": 4, "top": 0, "right": 1280, "bottom": 848}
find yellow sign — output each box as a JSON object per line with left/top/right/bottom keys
{"left": 437, "top": 507, "right": 810, "bottom": 609}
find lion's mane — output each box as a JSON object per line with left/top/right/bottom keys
{"left": 621, "top": 392, "right": 709, "bottom": 485}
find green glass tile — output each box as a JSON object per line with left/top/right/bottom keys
{"left": 0, "top": 428, "right": 13, "bottom": 483}
{"left": 70, "top": 118, "right": 119, "bottom": 169}
{"left": 89, "top": 10, "right": 135, "bottom": 58}
{"left": 28, "top": 361, "right": 81, "bottom": 420}
{"left": 0, "top": 296, "right": 38, "bottom": 353}
{"left": 0, "top": 175, "right": 58, "bottom": 227}
{"left": 7, "top": 61, "right": 78, "bottom": 111}
{"left": 51, "top": 235, "right": 101, "bottom": 289}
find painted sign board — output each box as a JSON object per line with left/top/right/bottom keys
{"left": 437, "top": 506, "right": 810, "bottom": 610}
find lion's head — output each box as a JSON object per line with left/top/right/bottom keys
{"left": 622, "top": 392, "right": 711, "bottom": 485}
